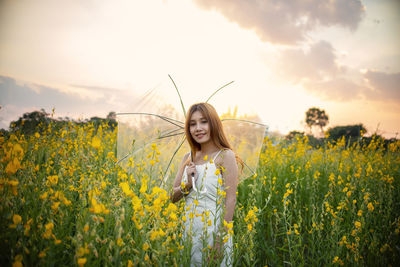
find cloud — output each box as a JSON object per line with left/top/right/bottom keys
{"left": 303, "top": 78, "right": 367, "bottom": 101}
{"left": 364, "top": 70, "right": 400, "bottom": 101}
{"left": 277, "top": 40, "right": 400, "bottom": 103}
{"left": 278, "top": 40, "right": 362, "bottom": 101}
{"left": 194, "top": 0, "right": 365, "bottom": 44}
{"left": 278, "top": 40, "right": 342, "bottom": 82}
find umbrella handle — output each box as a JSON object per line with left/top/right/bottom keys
{"left": 191, "top": 173, "right": 207, "bottom": 194}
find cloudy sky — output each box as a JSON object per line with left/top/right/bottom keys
{"left": 0, "top": 0, "right": 399, "bottom": 137}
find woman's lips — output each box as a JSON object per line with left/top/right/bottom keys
{"left": 195, "top": 133, "right": 205, "bottom": 139}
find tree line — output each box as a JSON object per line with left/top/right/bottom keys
{"left": 1, "top": 107, "right": 397, "bottom": 149}
{"left": 1, "top": 109, "right": 117, "bottom": 136}
{"left": 285, "top": 107, "right": 397, "bottom": 148}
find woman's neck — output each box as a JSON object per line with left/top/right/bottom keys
{"left": 199, "top": 141, "right": 219, "bottom": 156}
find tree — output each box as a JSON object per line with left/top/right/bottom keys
{"left": 106, "top": 111, "right": 116, "bottom": 120}
{"left": 305, "top": 107, "right": 329, "bottom": 136}
{"left": 285, "top": 130, "right": 305, "bottom": 141}
{"left": 10, "top": 109, "right": 51, "bottom": 135}
{"left": 327, "top": 124, "right": 366, "bottom": 144}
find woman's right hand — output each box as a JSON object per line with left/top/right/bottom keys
{"left": 185, "top": 162, "right": 197, "bottom": 189}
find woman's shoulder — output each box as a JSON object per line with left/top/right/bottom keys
{"left": 221, "top": 148, "right": 235, "bottom": 158}
{"left": 216, "top": 148, "right": 235, "bottom": 164}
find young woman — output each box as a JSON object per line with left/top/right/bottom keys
{"left": 171, "top": 103, "right": 239, "bottom": 267}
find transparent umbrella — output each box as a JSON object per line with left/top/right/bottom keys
{"left": 116, "top": 75, "right": 268, "bottom": 189}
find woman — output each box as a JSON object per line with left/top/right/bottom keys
{"left": 171, "top": 103, "right": 239, "bottom": 267}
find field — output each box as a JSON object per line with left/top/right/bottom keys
{"left": 1, "top": 121, "right": 399, "bottom": 266}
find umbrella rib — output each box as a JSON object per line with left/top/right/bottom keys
{"left": 205, "top": 81, "right": 234, "bottom": 103}
{"left": 157, "top": 132, "right": 185, "bottom": 139}
{"left": 242, "top": 160, "right": 256, "bottom": 176}
{"left": 168, "top": 74, "right": 186, "bottom": 117}
{"left": 117, "top": 112, "right": 184, "bottom": 129}
{"left": 160, "top": 135, "right": 187, "bottom": 187}
{"left": 221, "top": 118, "right": 267, "bottom": 127}
{"left": 158, "top": 127, "right": 184, "bottom": 138}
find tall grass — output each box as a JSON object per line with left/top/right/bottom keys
{"left": 1, "top": 122, "right": 399, "bottom": 266}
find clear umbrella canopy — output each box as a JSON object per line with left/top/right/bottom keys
{"left": 116, "top": 76, "right": 268, "bottom": 189}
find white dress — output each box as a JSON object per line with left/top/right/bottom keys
{"left": 182, "top": 150, "right": 233, "bottom": 267}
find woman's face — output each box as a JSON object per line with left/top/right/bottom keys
{"left": 189, "top": 111, "right": 211, "bottom": 145}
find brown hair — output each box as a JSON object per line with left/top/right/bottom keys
{"left": 185, "top": 103, "right": 243, "bottom": 169}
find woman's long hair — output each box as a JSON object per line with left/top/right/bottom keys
{"left": 185, "top": 103, "right": 243, "bottom": 169}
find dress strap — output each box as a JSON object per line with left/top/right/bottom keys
{"left": 213, "top": 149, "right": 223, "bottom": 161}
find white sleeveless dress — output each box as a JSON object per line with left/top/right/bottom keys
{"left": 181, "top": 150, "right": 233, "bottom": 267}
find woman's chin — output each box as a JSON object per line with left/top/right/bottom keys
{"left": 195, "top": 138, "right": 210, "bottom": 144}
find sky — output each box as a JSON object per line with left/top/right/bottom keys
{"left": 0, "top": 0, "right": 399, "bottom": 137}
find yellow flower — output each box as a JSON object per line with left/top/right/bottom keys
{"left": 354, "top": 221, "right": 361, "bottom": 229}
{"left": 357, "top": 210, "right": 362, "bottom": 217}
{"left": 13, "top": 214, "right": 22, "bottom": 225}
{"left": 8, "top": 180, "right": 19, "bottom": 186}
{"left": 63, "top": 197, "right": 71, "bottom": 206}
{"left": 120, "top": 182, "right": 134, "bottom": 197}
{"left": 38, "top": 250, "right": 46, "bottom": 258}
{"left": 91, "top": 136, "right": 101, "bottom": 149}
{"left": 34, "top": 132, "right": 40, "bottom": 138}
{"left": 139, "top": 180, "right": 147, "bottom": 194}
{"left": 143, "top": 242, "right": 150, "bottom": 251}
{"left": 51, "top": 201, "right": 60, "bottom": 211}
{"left": 40, "top": 192, "right": 48, "bottom": 200}
{"left": 367, "top": 202, "right": 374, "bottom": 212}
{"left": 77, "top": 257, "right": 87, "bottom": 267}
{"left": 127, "top": 260, "right": 134, "bottom": 267}
{"left": 43, "top": 222, "right": 54, "bottom": 239}
{"left": 47, "top": 175, "right": 58, "bottom": 185}
{"left": 6, "top": 158, "right": 22, "bottom": 175}
{"left": 12, "top": 254, "right": 23, "bottom": 267}
{"left": 215, "top": 169, "right": 221, "bottom": 176}
{"left": 203, "top": 155, "right": 208, "bottom": 161}
{"left": 83, "top": 224, "right": 89, "bottom": 233}
{"left": 117, "top": 238, "right": 124, "bottom": 247}
{"left": 77, "top": 243, "right": 90, "bottom": 256}
{"left": 150, "top": 229, "right": 166, "bottom": 241}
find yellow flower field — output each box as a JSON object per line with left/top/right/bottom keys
{"left": 0, "top": 121, "right": 399, "bottom": 266}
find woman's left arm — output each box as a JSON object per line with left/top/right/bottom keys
{"left": 221, "top": 149, "right": 239, "bottom": 223}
